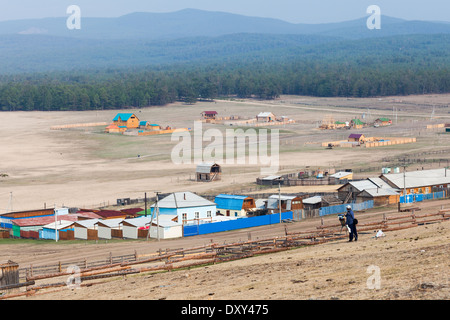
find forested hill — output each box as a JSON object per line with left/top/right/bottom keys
{"left": 0, "top": 9, "right": 449, "bottom": 110}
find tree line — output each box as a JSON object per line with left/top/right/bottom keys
{"left": 0, "top": 56, "right": 449, "bottom": 111}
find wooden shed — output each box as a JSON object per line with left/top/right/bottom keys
{"left": 0, "top": 260, "right": 19, "bottom": 288}
{"left": 73, "top": 219, "right": 100, "bottom": 240}
{"left": 196, "top": 162, "right": 221, "bottom": 182}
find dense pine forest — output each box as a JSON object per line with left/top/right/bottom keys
{"left": 0, "top": 33, "right": 449, "bottom": 111}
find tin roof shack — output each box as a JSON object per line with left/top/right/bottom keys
{"left": 95, "top": 218, "right": 124, "bottom": 240}
{"left": 11, "top": 214, "right": 78, "bottom": 239}
{"left": 214, "top": 194, "right": 256, "bottom": 217}
{"left": 0, "top": 260, "right": 19, "bottom": 289}
{"left": 380, "top": 167, "right": 450, "bottom": 195}
{"left": 196, "top": 162, "right": 221, "bottom": 182}
{"left": 151, "top": 192, "right": 216, "bottom": 225}
{"left": 148, "top": 216, "right": 183, "bottom": 239}
{"left": 266, "top": 195, "right": 303, "bottom": 214}
{"left": 73, "top": 219, "right": 100, "bottom": 240}
{"left": 40, "top": 220, "right": 75, "bottom": 240}
{"left": 0, "top": 208, "right": 56, "bottom": 229}
{"left": 120, "top": 217, "right": 152, "bottom": 239}
{"left": 120, "top": 208, "right": 144, "bottom": 218}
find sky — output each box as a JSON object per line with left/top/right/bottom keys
{"left": 0, "top": 0, "right": 449, "bottom": 23}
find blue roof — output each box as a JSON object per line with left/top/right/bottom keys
{"left": 214, "top": 194, "right": 248, "bottom": 210}
{"left": 139, "top": 121, "right": 148, "bottom": 125}
{"left": 113, "top": 113, "right": 135, "bottom": 121}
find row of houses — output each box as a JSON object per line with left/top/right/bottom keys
{"left": 2, "top": 168, "right": 449, "bottom": 241}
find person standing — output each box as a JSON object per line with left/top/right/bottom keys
{"left": 345, "top": 205, "right": 358, "bottom": 242}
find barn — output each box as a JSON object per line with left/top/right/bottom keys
{"left": 214, "top": 194, "right": 256, "bottom": 217}
{"left": 95, "top": 218, "right": 124, "bottom": 239}
{"left": 196, "top": 162, "right": 221, "bottom": 182}
{"left": 0, "top": 208, "right": 66, "bottom": 229}
{"left": 112, "top": 113, "right": 140, "bottom": 129}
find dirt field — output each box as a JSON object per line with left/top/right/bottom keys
{"left": 1, "top": 93, "right": 449, "bottom": 211}
{"left": 1, "top": 94, "right": 449, "bottom": 301}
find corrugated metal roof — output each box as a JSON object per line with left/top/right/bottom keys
{"left": 120, "top": 217, "right": 152, "bottom": 228}
{"left": 381, "top": 168, "right": 450, "bottom": 189}
{"left": 95, "top": 218, "right": 124, "bottom": 228}
{"left": 42, "top": 220, "right": 75, "bottom": 230}
{"left": 302, "top": 196, "right": 322, "bottom": 204}
{"left": 113, "top": 113, "right": 135, "bottom": 121}
{"left": 330, "top": 172, "right": 352, "bottom": 178}
{"left": 347, "top": 180, "right": 379, "bottom": 191}
{"left": 257, "top": 112, "right": 275, "bottom": 117}
{"left": 12, "top": 215, "right": 78, "bottom": 227}
{"left": 152, "top": 192, "right": 215, "bottom": 209}
{"left": 196, "top": 162, "right": 220, "bottom": 173}
{"left": 361, "top": 188, "right": 400, "bottom": 197}
{"left": 73, "top": 219, "right": 101, "bottom": 228}
{"left": 215, "top": 194, "right": 248, "bottom": 210}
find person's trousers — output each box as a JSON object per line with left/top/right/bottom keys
{"left": 348, "top": 223, "right": 358, "bottom": 241}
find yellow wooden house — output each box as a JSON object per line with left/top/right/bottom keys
{"left": 112, "top": 113, "right": 140, "bottom": 129}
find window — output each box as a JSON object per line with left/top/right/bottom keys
{"left": 235, "top": 212, "right": 238, "bottom": 217}
{"left": 195, "top": 212, "right": 199, "bottom": 220}
{"left": 182, "top": 213, "right": 187, "bottom": 222}
{"left": 207, "top": 211, "right": 211, "bottom": 218}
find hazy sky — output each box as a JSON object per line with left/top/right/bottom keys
{"left": 0, "top": 0, "right": 449, "bottom": 23}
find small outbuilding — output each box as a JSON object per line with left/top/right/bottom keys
{"left": 73, "top": 219, "right": 100, "bottom": 240}
{"left": 256, "top": 112, "right": 276, "bottom": 122}
{"left": 196, "top": 162, "right": 221, "bottom": 182}
{"left": 95, "top": 218, "right": 124, "bottom": 239}
{"left": 201, "top": 111, "right": 218, "bottom": 120}
{"left": 214, "top": 194, "right": 256, "bottom": 217}
{"left": 348, "top": 134, "right": 365, "bottom": 144}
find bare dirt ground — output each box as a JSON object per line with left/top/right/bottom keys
{"left": 1, "top": 93, "right": 449, "bottom": 211}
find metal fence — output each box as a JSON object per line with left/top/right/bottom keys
{"left": 400, "top": 191, "right": 446, "bottom": 204}
{"left": 319, "top": 201, "right": 374, "bottom": 217}
{"left": 183, "top": 211, "right": 294, "bottom": 237}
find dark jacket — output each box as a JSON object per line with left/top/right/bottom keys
{"left": 345, "top": 209, "right": 355, "bottom": 225}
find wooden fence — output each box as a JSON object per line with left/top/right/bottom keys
{"left": 2, "top": 209, "right": 448, "bottom": 300}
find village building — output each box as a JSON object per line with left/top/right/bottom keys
{"left": 196, "top": 162, "right": 221, "bottom": 182}
{"left": 95, "top": 218, "right": 124, "bottom": 239}
{"left": 330, "top": 171, "right": 353, "bottom": 180}
{"left": 348, "top": 134, "right": 365, "bottom": 144}
{"left": 0, "top": 208, "right": 68, "bottom": 229}
{"left": 256, "top": 112, "right": 276, "bottom": 122}
{"left": 201, "top": 111, "right": 218, "bottom": 120}
{"left": 374, "top": 118, "right": 392, "bottom": 126}
{"left": 112, "top": 113, "right": 140, "bottom": 129}
{"left": 351, "top": 119, "right": 365, "bottom": 129}
{"left": 266, "top": 195, "right": 303, "bottom": 213}
{"left": 214, "top": 194, "right": 256, "bottom": 217}
{"left": 11, "top": 214, "right": 78, "bottom": 239}
{"left": 151, "top": 192, "right": 216, "bottom": 225}
{"left": 73, "top": 219, "right": 100, "bottom": 240}
{"left": 380, "top": 167, "right": 450, "bottom": 195}
{"left": 40, "top": 220, "right": 75, "bottom": 240}
{"left": 338, "top": 178, "right": 400, "bottom": 205}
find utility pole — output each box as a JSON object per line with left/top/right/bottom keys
{"left": 144, "top": 192, "right": 147, "bottom": 217}
{"left": 403, "top": 166, "right": 407, "bottom": 204}
{"left": 278, "top": 183, "right": 282, "bottom": 223}
{"left": 54, "top": 204, "right": 58, "bottom": 242}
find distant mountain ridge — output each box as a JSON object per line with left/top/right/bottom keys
{"left": 0, "top": 8, "right": 449, "bottom": 40}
